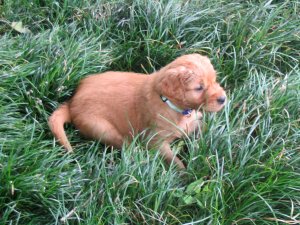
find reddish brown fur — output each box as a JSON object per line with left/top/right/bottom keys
{"left": 48, "top": 54, "right": 226, "bottom": 169}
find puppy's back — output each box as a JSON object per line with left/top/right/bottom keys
{"left": 69, "top": 72, "right": 150, "bottom": 136}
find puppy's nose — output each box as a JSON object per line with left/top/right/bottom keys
{"left": 217, "top": 96, "right": 226, "bottom": 104}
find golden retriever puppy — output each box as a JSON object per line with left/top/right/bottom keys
{"left": 48, "top": 54, "right": 226, "bottom": 169}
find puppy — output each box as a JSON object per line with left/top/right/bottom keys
{"left": 48, "top": 54, "right": 226, "bottom": 169}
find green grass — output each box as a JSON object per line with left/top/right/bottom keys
{"left": 1, "top": 0, "right": 299, "bottom": 224}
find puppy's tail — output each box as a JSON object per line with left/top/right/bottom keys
{"left": 48, "top": 102, "right": 73, "bottom": 152}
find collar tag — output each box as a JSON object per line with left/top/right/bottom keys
{"left": 182, "top": 109, "right": 192, "bottom": 116}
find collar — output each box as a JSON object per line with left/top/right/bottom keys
{"left": 160, "top": 96, "right": 192, "bottom": 116}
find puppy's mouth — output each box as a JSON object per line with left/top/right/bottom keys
{"left": 195, "top": 96, "right": 226, "bottom": 112}
{"left": 202, "top": 100, "right": 226, "bottom": 112}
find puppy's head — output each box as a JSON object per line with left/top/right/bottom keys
{"left": 157, "top": 54, "right": 226, "bottom": 112}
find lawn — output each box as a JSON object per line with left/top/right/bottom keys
{"left": 0, "top": 0, "right": 299, "bottom": 224}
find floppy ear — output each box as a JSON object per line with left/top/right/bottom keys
{"left": 160, "top": 66, "right": 191, "bottom": 99}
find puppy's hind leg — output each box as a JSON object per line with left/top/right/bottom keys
{"left": 78, "top": 118, "right": 124, "bottom": 149}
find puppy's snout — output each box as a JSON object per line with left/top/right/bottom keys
{"left": 217, "top": 96, "right": 226, "bottom": 105}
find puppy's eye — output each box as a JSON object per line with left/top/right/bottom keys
{"left": 195, "top": 85, "right": 204, "bottom": 91}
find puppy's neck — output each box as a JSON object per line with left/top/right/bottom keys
{"left": 160, "top": 96, "right": 192, "bottom": 116}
